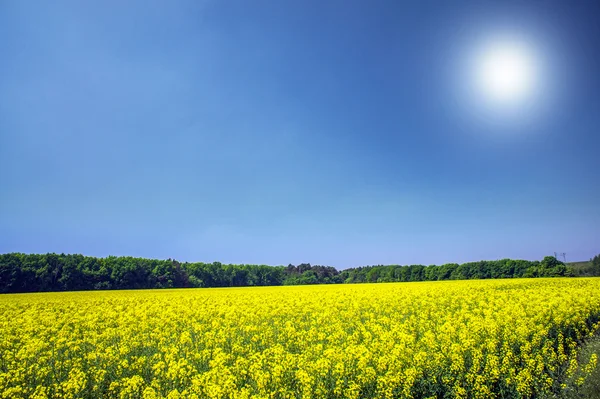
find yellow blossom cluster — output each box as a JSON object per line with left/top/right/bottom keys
{"left": 1, "top": 278, "right": 599, "bottom": 398}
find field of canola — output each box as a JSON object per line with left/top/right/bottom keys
{"left": 1, "top": 278, "right": 600, "bottom": 399}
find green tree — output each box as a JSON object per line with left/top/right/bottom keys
{"left": 592, "top": 254, "right": 600, "bottom": 275}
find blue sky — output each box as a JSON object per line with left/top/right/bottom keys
{"left": 1, "top": 0, "right": 599, "bottom": 267}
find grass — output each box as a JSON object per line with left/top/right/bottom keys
{"left": 559, "top": 334, "right": 600, "bottom": 399}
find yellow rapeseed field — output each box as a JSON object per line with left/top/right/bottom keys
{"left": 1, "top": 278, "right": 599, "bottom": 399}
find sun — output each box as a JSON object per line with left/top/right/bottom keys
{"left": 446, "top": 27, "right": 555, "bottom": 134}
{"left": 474, "top": 40, "right": 538, "bottom": 105}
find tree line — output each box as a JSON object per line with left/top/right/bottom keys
{"left": 0, "top": 252, "right": 597, "bottom": 293}
{"left": 339, "top": 257, "right": 574, "bottom": 284}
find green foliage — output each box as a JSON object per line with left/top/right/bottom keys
{"left": 0, "top": 253, "right": 580, "bottom": 293}
{"left": 593, "top": 255, "right": 600, "bottom": 275}
{"left": 338, "top": 257, "right": 573, "bottom": 284}
{"left": 0, "top": 254, "right": 339, "bottom": 293}
{"left": 567, "top": 254, "right": 600, "bottom": 277}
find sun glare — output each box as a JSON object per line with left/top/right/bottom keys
{"left": 449, "top": 32, "right": 552, "bottom": 134}
{"left": 474, "top": 40, "right": 538, "bottom": 106}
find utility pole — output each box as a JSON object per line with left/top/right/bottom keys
{"left": 554, "top": 252, "right": 567, "bottom": 263}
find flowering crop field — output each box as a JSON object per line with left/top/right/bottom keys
{"left": 1, "top": 278, "right": 600, "bottom": 399}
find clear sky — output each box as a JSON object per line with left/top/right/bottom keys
{"left": 1, "top": 0, "right": 599, "bottom": 268}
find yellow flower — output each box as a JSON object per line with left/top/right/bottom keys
{"left": 1, "top": 278, "right": 599, "bottom": 398}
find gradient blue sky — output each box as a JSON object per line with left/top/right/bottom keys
{"left": 1, "top": 0, "right": 599, "bottom": 267}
